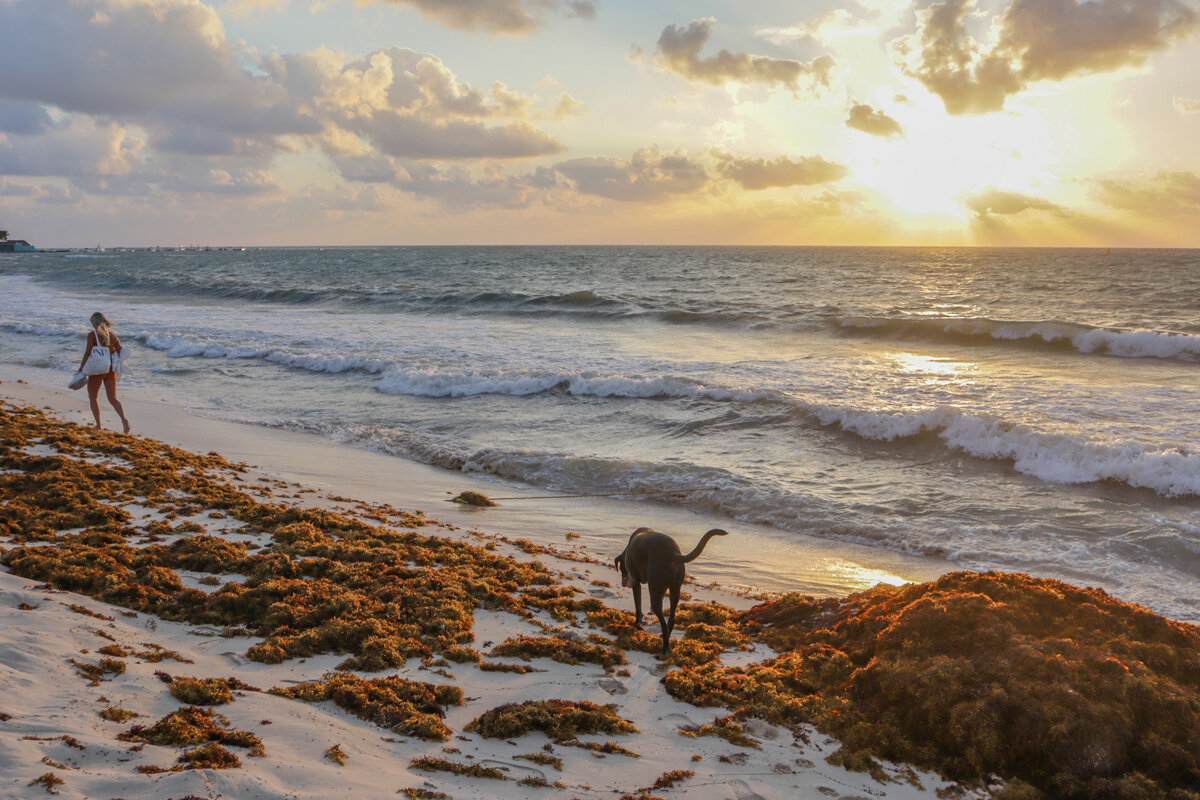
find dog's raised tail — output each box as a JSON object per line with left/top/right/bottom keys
{"left": 679, "top": 528, "right": 728, "bottom": 563}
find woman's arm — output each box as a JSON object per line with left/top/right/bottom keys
{"left": 111, "top": 333, "right": 122, "bottom": 355}
{"left": 79, "top": 331, "right": 95, "bottom": 371}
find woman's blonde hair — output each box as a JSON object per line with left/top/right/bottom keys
{"left": 89, "top": 312, "right": 113, "bottom": 346}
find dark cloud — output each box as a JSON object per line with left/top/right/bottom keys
{"left": 652, "top": 18, "right": 836, "bottom": 90}
{"left": 554, "top": 147, "right": 709, "bottom": 201}
{"left": 0, "top": 101, "right": 55, "bottom": 136}
{"left": 895, "top": 0, "right": 1197, "bottom": 114}
{"left": 845, "top": 103, "right": 904, "bottom": 138}
{"left": 0, "top": 1, "right": 312, "bottom": 135}
{"left": 1096, "top": 171, "right": 1200, "bottom": 215}
{"left": 712, "top": 151, "right": 848, "bottom": 190}
{"left": 0, "top": 178, "right": 41, "bottom": 197}
{"left": 362, "top": 0, "right": 593, "bottom": 35}
{"left": 964, "top": 188, "right": 1063, "bottom": 216}
{"left": 396, "top": 163, "right": 559, "bottom": 208}
{"left": 326, "top": 152, "right": 408, "bottom": 184}
{"left": 358, "top": 115, "right": 563, "bottom": 160}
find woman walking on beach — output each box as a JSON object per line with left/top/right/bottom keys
{"left": 79, "top": 312, "right": 131, "bottom": 433}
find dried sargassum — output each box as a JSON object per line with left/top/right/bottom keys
{"left": 270, "top": 672, "right": 462, "bottom": 741}
{"left": 120, "top": 706, "right": 262, "bottom": 751}
{"left": 666, "top": 571, "right": 1200, "bottom": 800}
{"left": 489, "top": 635, "right": 626, "bottom": 667}
{"left": 466, "top": 699, "right": 638, "bottom": 742}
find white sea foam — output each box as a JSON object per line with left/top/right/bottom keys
{"left": 338, "top": 362, "right": 1200, "bottom": 499}
{"left": 1074, "top": 327, "right": 1200, "bottom": 360}
{"left": 809, "top": 402, "right": 1200, "bottom": 497}
{"left": 837, "top": 316, "right": 1200, "bottom": 361}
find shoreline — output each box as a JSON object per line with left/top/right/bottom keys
{"left": 0, "top": 364, "right": 952, "bottom": 601}
{"left": 2, "top": 392, "right": 1198, "bottom": 800}
{"left": 0, "top": 393, "right": 965, "bottom": 800}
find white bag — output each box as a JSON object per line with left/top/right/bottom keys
{"left": 113, "top": 347, "right": 131, "bottom": 381}
{"left": 81, "top": 345, "right": 112, "bottom": 376}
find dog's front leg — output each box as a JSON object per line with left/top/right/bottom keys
{"left": 631, "top": 582, "right": 644, "bottom": 628}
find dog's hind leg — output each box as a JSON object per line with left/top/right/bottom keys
{"left": 666, "top": 583, "right": 681, "bottom": 639}
{"left": 649, "top": 584, "right": 671, "bottom": 654}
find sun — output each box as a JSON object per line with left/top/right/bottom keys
{"left": 845, "top": 99, "right": 1058, "bottom": 222}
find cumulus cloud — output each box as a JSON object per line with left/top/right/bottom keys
{"left": 221, "top": 0, "right": 288, "bottom": 18}
{"left": 712, "top": 151, "right": 848, "bottom": 190}
{"left": 964, "top": 188, "right": 1063, "bottom": 216}
{"left": 0, "top": 0, "right": 568, "bottom": 204}
{"left": 758, "top": 10, "right": 871, "bottom": 47}
{"left": 265, "top": 46, "right": 563, "bottom": 160}
{"left": 895, "top": 0, "right": 1198, "bottom": 114}
{"left": 1174, "top": 97, "right": 1200, "bottom": 114}
{"left": 551, "top": 93, "right": 586, "bottom": 121}
{"left": 1096, "top": 171, "right": 1200, "bottom": 215}
{"left": 651, "top": 18, "right": 836, "bottom": 91}
{"left": 554, "top": 147, "right": 709, "bottom": 202}
{"left": 845, "top": 103, "right": 904, "bottom": 137}
{"left": 0, "top": 117, "right": 143, "bottom": 179}
{"left": 342, "top": 0, "right": 594, "bottom": 35}
{"left": 0, "top": 0, "right": 309, "bottom": 135}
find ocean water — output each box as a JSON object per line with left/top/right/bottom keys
{"left": 3, "top": 246, "right": 1200, "bottom": 620}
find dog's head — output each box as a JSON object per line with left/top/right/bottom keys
{"left": 614, "top": 551, "right": 632, "bottom": 588}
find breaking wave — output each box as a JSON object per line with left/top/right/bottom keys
{"left": 834, "top": 316, "right": 1200, "bottom": 362}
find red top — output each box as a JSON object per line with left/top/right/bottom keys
{"left": 80, "top": 330, "right": 122, "bottom": 377}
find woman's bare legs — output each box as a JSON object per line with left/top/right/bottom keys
{"left": 103, "top": 375, "right": 130, "bottom": 433}
{"left": 87, "top": 375, "right": 130, "bottom": 432}
{"left": 86, "top": 377, "right": 103, "bottom": 428}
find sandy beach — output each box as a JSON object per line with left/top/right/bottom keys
{"left": 3, "top": 373, "right": 1199, "bottom": 800}
{"left": 0, "top": 377, "right": 963, "bottom": 800}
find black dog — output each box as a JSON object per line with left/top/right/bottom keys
{"left": 614, "top": 527, "right": 728, "bottom": 654}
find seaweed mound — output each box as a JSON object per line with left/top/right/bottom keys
{"left": 270, "top": 671, "right": 462, "bottom": 741}
{"left": 466, "top": 699, "right": 638, "bottom": 741}
{"left": 122, "top": 706, "right": 261, "bottom": 750}
{"left": 665, "top": 571, "right": 1200, "bottom": 800}
{"left": 490, "top": 635, "right": 626, "bottom": 667}
{"left": 452, "top": 491, "right": 497, "bottom": 507}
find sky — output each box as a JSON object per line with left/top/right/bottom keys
{"left": 0, "top": 0, "right": 1198, "bottom": 247}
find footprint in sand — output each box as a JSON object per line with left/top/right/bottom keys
{"left": 722, "top": 780, "right": 767, "bottom": 800}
